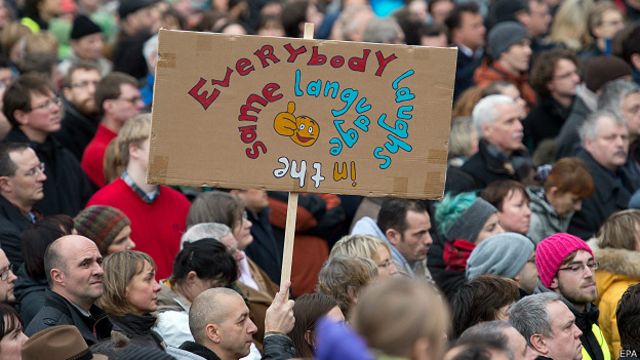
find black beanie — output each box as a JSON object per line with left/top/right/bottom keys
{"left": 71, "top": 15, "right": 102, "bottom": 40}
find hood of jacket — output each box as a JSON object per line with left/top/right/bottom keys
{"left": 157, "top": 280, "right": 190, "bottom": 313}
{"left": 588, "top": 238, "right": 640, "bottom": 302}
{"left": 13, "top": 264, "right": 48, "bottom": 303}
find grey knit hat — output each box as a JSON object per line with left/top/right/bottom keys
{"left": 445, "top": 198, "right": 497, "bottom": 243}
{"left": 487, "top": 21, "right": 529, "bottom": 59}
{"left": 466, "top": 232, "right": 535, "bottom": 280}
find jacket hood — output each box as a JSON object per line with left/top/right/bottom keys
{"left": 588, "top": 238, "right": 640, "bottom": 304}
{"left": 588, "top": 239, "right": 640, "bottom": 277}
{"left": 351, "top": 217, "right": 413, "bottom": 275}
{"left": 157, "top": 280, "right": 189, "bottom": 313}
{"left": 13, "top": 265, "right": 48, "bottom": 303}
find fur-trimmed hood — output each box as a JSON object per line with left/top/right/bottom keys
{"left": 588, "top": 238, "right": 640, "bottom": 278}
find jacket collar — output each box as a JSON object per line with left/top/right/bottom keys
{"left": 179, "top": 341, "right": 222, "bottom": 360}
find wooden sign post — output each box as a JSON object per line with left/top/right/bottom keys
{"left": 148, "top": 25, "right": 457, "bottom": 291}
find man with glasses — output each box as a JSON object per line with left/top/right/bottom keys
{"left": 524, "top": 49, "right": 581, "bottom": 151}
{"left": 535, "top": 233, "right": 611, "bottom": 360}
{"left": 0, "top": 143, "right": 45, "bottom": 265}
{"left": 55, "top": 62, "right": 103, "bottom": 160}
{"left": 0, "top": 249, "right": 16, "bottom": 303}
{"left": 2, "top": 73, "right": 94, "bottom": 217}
{"left": 81, "top": 72, "right": 144, "bottom": 187}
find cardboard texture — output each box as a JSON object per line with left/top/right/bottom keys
{"left": 149, "top": 29, "right": 456, "bottom": 199}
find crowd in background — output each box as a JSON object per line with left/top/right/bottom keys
{"left": 0, "top": 0, "right": 640, "bottom": 359}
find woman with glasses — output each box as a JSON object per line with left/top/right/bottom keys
{"left": 588, "top": 210, "right": 640, "bottom": 359}
{"left": 329, "top": 234, "right": 398, "bottom": 278}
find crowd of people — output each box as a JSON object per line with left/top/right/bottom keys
{"left": 0, "top": 0, "right": 639, "bottom": 358}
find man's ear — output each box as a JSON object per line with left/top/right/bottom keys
{"left": 549, "top": 276, "right": 559, "bottom": 290}
{"left": 530, "top": 333, "right": 548, "bottom": 355}
{"left": 13, "top": 110, "right": 29, "bottom": 126}
{"left": 50, "top": 268, "right": 64, "bottom": 286}
{"left": 206, "top": 323, "right": 221, "bottom": 344}
{"left": 386, "top": 228, "right": 401, "bottom": 246}
{"left": 0, "top": 176, "right": 11, "bottom": 193}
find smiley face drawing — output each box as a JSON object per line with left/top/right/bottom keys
{"left": 273, "top": 101, "right": 319, "bottom": 147}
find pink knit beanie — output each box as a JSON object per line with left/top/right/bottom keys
{"left": 535, "top": 233, "right": 594, "bottom": 288}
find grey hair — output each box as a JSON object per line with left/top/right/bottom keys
{"left": 362, "top": 17, "right": 402, "bottom": 44}
{"left": 181, "top": 222, "right": 232, "bottom": 249}
{"left": 472, "top": 95, "right": 515, "bottom": 136}
{"left": 597, "top": 79, "right": 640, "bottom": 117}
{"left": 143, "top": 34, "right": 158, "bottom": 64}
{"left": 508, "top": 292, "right": 561, "bottom": 346}
{"left": 189, "top": 287, "right": 241, "bottom": 344}
{"left": 578, "top": 109, "right": 626, "bottom": 144}
{"left": 458, "top": 320, "right": 515, "bottom": 360}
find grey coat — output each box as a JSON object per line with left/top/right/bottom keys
{"left": 526, "top": 187, "right": 573, "bottom": 243}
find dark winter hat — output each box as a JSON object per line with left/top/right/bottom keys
{"left": 583, "top": 56, "right": 633, "bottom": 93}
{"left": 493, "top": 0, "right": 528, "bottom": 24}
{"left": 466, "top": 232, "right": 535, "bottom": 280}
{"left": 487, "top": 21, "right": 529, "bottom": 59}
{"left": 445, "top": 198, "right": 497, "bottom": 243}
{"left": 70, "top": 15, "right": 102, "bottom": 40}
{"left": 74, "top": 205, "right": 130, "bottom": 254}
{"left": 118, "top": 0, "right": 157, "bottom": 19}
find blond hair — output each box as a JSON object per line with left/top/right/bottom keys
{"left": 330, "top": 234, "right": 389, "bottom": 263}
{"left": 352, "top": 277, "right": 449, "bottom": 360}
{"left": 98, "top": 250, "right": 156, "bottom": 316}
{"left": 103, "top": 113, "right": 151, "bottom": 179}
{"left": 547, "top": 0, "right": 595, "bottom": 51}
{"left": 596, "top": 209, "right": 640, "bottom": 251}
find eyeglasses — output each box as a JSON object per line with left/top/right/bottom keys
{"left": 117, "top": 96, "right": 143, "bottom": 105}
{"left": 69, "top": 80, "right": 99, "bottom": 89}
{"left": 24, "top": 162, "right": 45, "bottom": 177}
{"left": 558, "top": 261, "right": 598, "bottom": 274}
{"left": 30, "top": 96, "right": 62, "bottom": 112}
{"left": 554, "top": 70, "right": 579, "bottom": 81}
{"left": 0, "top": 264, "right": 15, "bottom": 281}
{"left": 377, "top": 259, "right": 394, "bottom": 269}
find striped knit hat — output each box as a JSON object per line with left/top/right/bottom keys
{"left": 74, "top": 206, "right": 130, "bottom": 254}
{"left": 535, "top": 233, "right": 593, "bottom": 288}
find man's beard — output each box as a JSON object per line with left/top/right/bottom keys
{"left": 76, "top": 99, "right": 97, "bottom": 116}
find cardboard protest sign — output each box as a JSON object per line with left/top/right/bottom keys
{"left": 149, "top": 29, "right": 456, "bottom": 199}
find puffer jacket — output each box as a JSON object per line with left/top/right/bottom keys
{"left": 588, "top": 239, "right": 640, "bottom": 359}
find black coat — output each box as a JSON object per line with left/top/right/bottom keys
{"left": 112, "top": 31, "right": 152, "bottom": 80}
{"left": 13, "top": 264, "right": 47, "bottom": 326}
{"left": 453, "top": 47, "right": 482, "bottom": 101}
{"left": 179, "top": 333, "right": 296, "bottom": 360}
{"left": 25, "top": 290, "right": 112, "bottom": 345}
{"left": 4, "top": 127, "right": 95, "bottom": 217}
{"left": 109, "top": 313, "right": 165, "bottom": 351}
{"left": 460, "top": 140, "right": 534, "bottom": 190}
{"left": 568, "top": 148, "right": 640, "bottom": 239}
{"left": 555, "top": 95, "right": 592, "bottom": 159}
{"left": 54, "top": 100, "right": 100, "bottom": 161}
{"left": 523, "top": 96, "right": 573, "bottom": 152}
{"left": 0, "top": 195, "right": 34, "bottom": 266}
{"left": 245, "top": 207, "right": 282, "bottom": 284}
{"left": 179, "top": 341, "right": 221, "bottom": 360}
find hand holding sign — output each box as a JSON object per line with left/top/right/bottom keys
{"left": 264, "top": 281, "right": 295, "bottom": 334}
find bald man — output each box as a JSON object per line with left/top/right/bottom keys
{"left": 25, "top": 235, "right": 112, "bottom": 345}
{"left": 171, "top": 285, "right": 296, "bottom": 360}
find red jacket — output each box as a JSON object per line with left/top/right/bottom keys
{"left": 81, "top": 124, "right": 117, "bottom": 187}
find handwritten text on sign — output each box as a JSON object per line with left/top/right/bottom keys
{"left": 150, "top": 30, "right": 455, "bottom": 198}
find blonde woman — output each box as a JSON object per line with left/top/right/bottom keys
{"left": 98, "top": 250, "right": 164, "bottom": 352}
{"left": 588, "top": 210, "right": 640, "bottom": 359}
{"left": 330, "top": 234, "right": 398, "bottom": 277}
{"left": 547, "top": 0, "right": 595, "bottom": 51}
